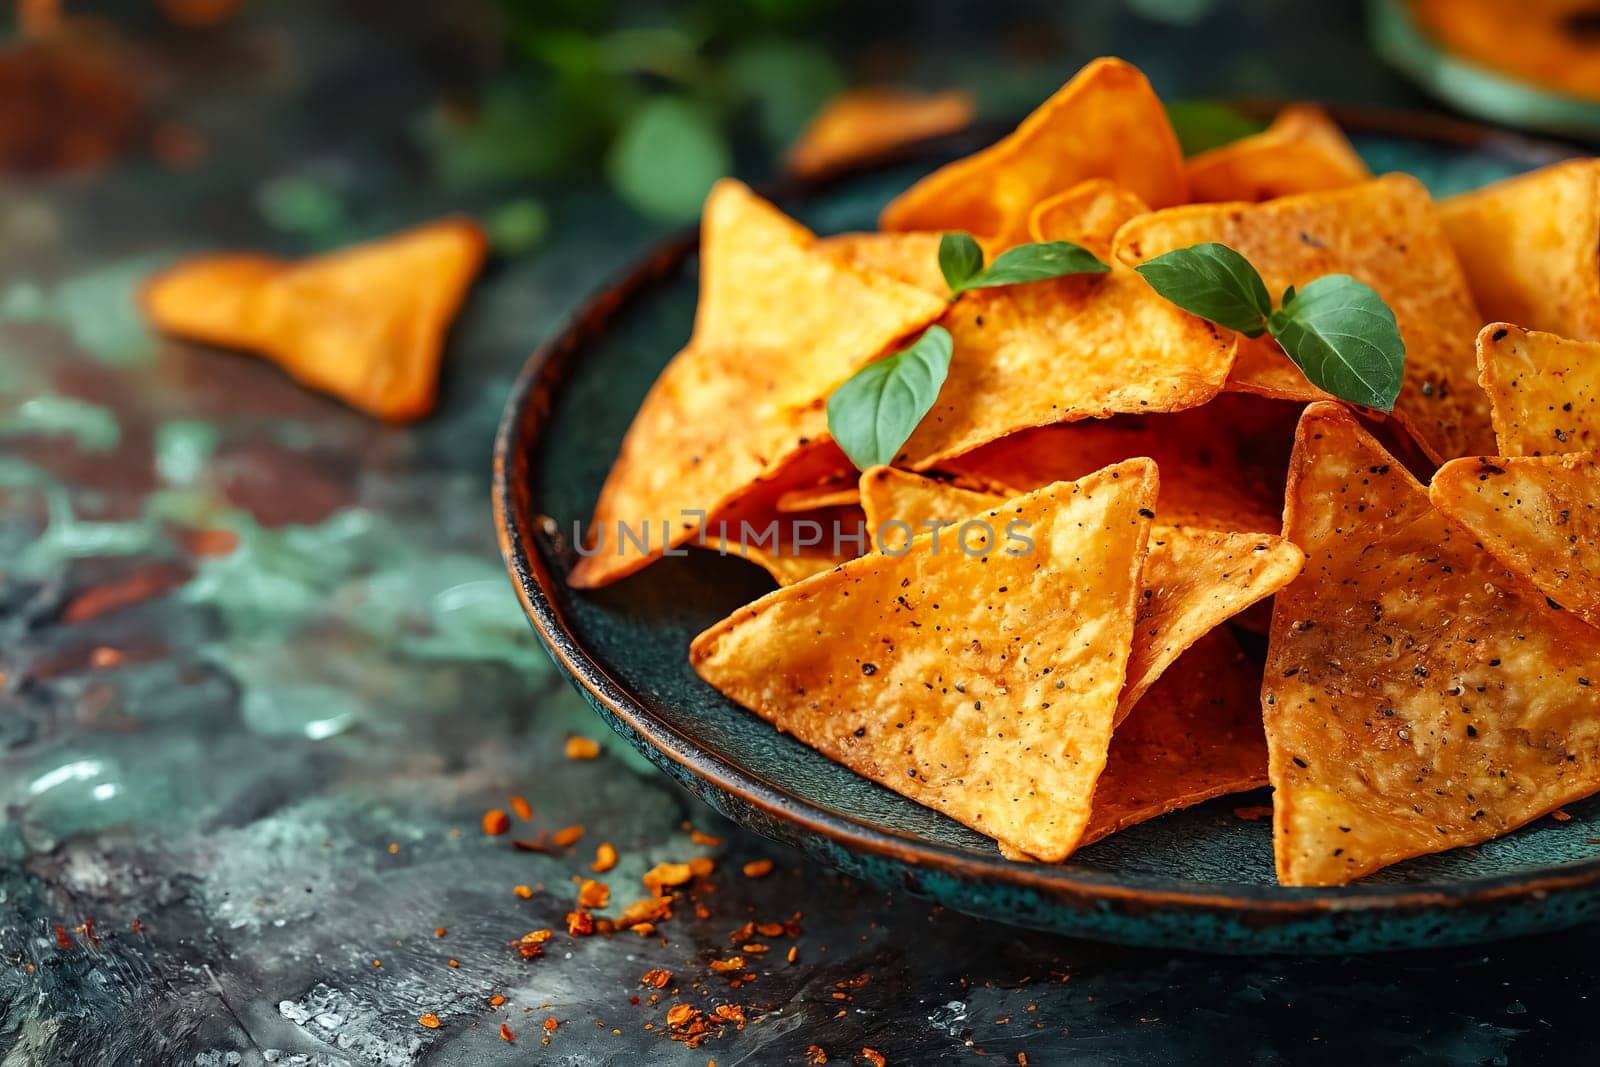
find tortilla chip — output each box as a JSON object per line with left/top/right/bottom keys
{"left": 1082, "top": 627, "right": 1268, "bottom": 846}
{"left": 816, "top": 232, "right": 948, "bottom": 298}
{"left": 568, "top": 180, "right": 946, "bottom": 588}
{"left": 935, "top": 398, "right": 1296, "bottom": 534}
{"left": 1184, "top": 105, "right": 1370, "bottom": 204}
{"left": 711, "top": 503, "right": 868, "bottom": 586}
{"left": 857, "top": 466, "right": 1302, "bottom": 723}
{"left": 775, "top": 481, "right": 861, "bottom": 514}
{"left": 1476, "top": 322, "right": 1600, "bottom": 456}
{"left": 786, "top": 87, "right": 975, "bottom": 180}
{"left": 1115, "top": 174, "right": 1492, "bottom": 463}
{"left": 895, "top": 271, "right": 1235, "bottom": 466}
{"left": 1410, "top": 0, "right": 1600, "bottom": 101}
{"left": 691, "top": 461, "right": 1158, "bottom": 862}
{"left": 143, "top": 219, "right": 486, "bottom": 420}
{"left": 1026, "top": 179, "right": 1150, "bottom": 258}
{"left": 879, "top": 57, "right": 1186, "bottom": 246}
{"left": 1264, "top": 402, "right": 1600, "bottom": 885}
{"left": 1440, "top": 161, "right": 1600, "bottom": 342}
{"left": 1431, "top": 452, "right": 1600, "bottom": 630}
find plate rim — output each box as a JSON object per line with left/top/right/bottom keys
{"left": 493, "top": 104, "right": 1600, "bottom": 938}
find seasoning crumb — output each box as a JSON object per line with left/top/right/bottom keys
{"left": 434, "top": 927, "right": 446, "bottom": 937}
{"left": 862, "top": 1048, "right": 886, "bottom": 1067}
{"left": 552, "top": 824, "right": 585, "bottom": 848}
{"left": 804, "top": 1045, "right": 828, "bottom": 1065}
{"left": 742, "top": 858, "right": 774, "bottom": 879}
{"left": 565, "top": 736, "right": 601, "bottom": 760}
{"left": 578, "top": 879, "right": 611, "bottom": 909}
{"left": 643, "top": 861, "right": 694, "bottom": 895}
{"left": 500, "top": 1023, "right": 516, "bottom": 1042}
{"left": 642, "top": 967, "right": 673, "bottom": 988}
{"left": 418, "top": 1013, "right": 441, "bottom": 1029}
{"left": 514, "top": 884, "right": 534, "bottom": 899}
{"left": 482, "top": 809, "right": 510, "bottom": 836}
{"left": 567, "top": 909, "right": 596, "bottom": 936}
{"left": 511, "top": 795, "right": 533, "bottom": 821}
{"left": 787, "top": 945, "right": 799, "bottom": 964}
{"left": 592, "top": 842, "right": 619, "bottom": 872}
{"left": 544, "top": 1017, "right": 558, "bottom": 1032}
{"left": 1552, "top": 809, "right": 1573, "bottom": 822}
{"left": 690, "top": 829, "right": 723, "bottom": 847}
{"left": 387, "top": 842, "right": 399, "bottom": 854}
{"left": 448, "top": 959, "right": 459, "bottom": 968}
{"left": 490, "top": 994, "right": 506, "bottom": 1006}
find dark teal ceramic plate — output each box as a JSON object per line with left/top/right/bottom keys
{"left": 495, "top": 110, "right": 1600, "bottom": 954}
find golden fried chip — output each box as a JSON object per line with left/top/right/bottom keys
{"left": 144, "top": 219, "right": 486, "bottom": 420}
{"left": 1264, "top": 402, "right": 1600, "bottom": 885}
{"left": 775, "top": 481, "right": 861, "bottom": 514}
{"left": 786, "top": 87, "right": 975, "bottom": 180}
{"left": 1431, "top": 452, "right": 1600, "bottom": 629}
{"left": 1476, "top": 322, "right": 1600, "bottom": 456}
{"left": 691, "top": 461, "right": 1158, "bottom": 862}
{"left": 815, "top": 232, "right": 947, "bottom": 298}
{"left": 857, "top": 466, "right": 1301, "bottom": 723}
{"left": 1026, "top": 179, "right": 1150, "bottom": 257}
{"left": 879, "top": 57, "right": 1186, "bottom": 245}
{"left": 713, "top": 503, "right": 868, "bottom": 586}
{"left": 894, "top": 272, "right": 1235, "bottom": 466}
{"left": 1115, "top": 174, "right": 1491, "bottom": 462}
{"left": 935, "top": 398, "right": 1296, "bottom": 534}
{"left": 1410, "top": 0, "right": 1600, "bottom": 101}
{"left": 1440, "top": 161, "right": 1600, "bottom": 342}
{"left": 1184, "top": 105, "right": 1370, "bottom": 203}
{"left": 1082, "top": 628, "right": 1267, "bottom": 846}
{"left": 568, "top": 180, "right": 946, "bottom": 588}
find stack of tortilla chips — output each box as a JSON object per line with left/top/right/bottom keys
{"left": 572, "top": 57, "right": 1600, "bottom": 884}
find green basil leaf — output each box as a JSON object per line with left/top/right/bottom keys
{"left": 827, "top": 326, "right": 954, "bottom": 470}
{"left": 1267, "top": 274, "right": 1405, "bottom": 411}
{"left": 959, "top": 241, "right": 1108, "bottom": 292}
{"left": 1163, "top": 100, "right": 1266, "bottom": 155}
{"left": 938, "top": 233, "right": 985, "bottom": 294}
{"left": 1133, "top": 242, "right": 1272, "bottom": 337}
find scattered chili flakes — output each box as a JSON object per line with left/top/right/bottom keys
{"left": 490, "top": 994, "right": 506, "bottom": 1006}
{"left": 434, "top": 927, "right": 446, "bottom": 937}
{"left": 690, "top": 829, "right": 723, "bottom": 847}
{"left": 511, "top": 795, "right": 533, "bottom": 821}
{"left": 787, "top": 946, "right": 799, "bottom": 964}
{"left": 708, "top": 956, "right": 745, "bottom": 974}
{"left": 482, "top": 809, "right": 510, "bottom": 836}
{"left": 565, "top": 736, "right": 601, "bottom": 760}
{"left": 578, "top": 879, "right": 610, "bottom": 909}
{"left": 592, "top": 842, "right": 619, "bottom": 873}
{"left": 372, "top": 959, "right": 382, "bottom": 968}
{"left": 1018, "top": 1054, "right": 1029, "bottom": 1065}
{"left": 447, "top": 959, "right": 459, "bottom": 968}
{"left": 514, "top": 884, "right": 534, "bottom": 899}
{"left": 567, "top": 909, "right": 595, "bottom": 937}
{"left": 500, "top": 1023, "right": 516, "bottom": 1042}
{"left": 552, "top": 825, "right": 585, "bottom": 848}
{"left": 804, "top": 1046, "right": 828, "bottom": 1065}
{"left": 543, "top": 1017, "right": 559, "bottom": 1032}
{"left": 1552, "top": 809, "right": 1573, "bottom": 822}
{"left": 418, "top": 1013, "right": 441, "bottom": 1029}
{"left": 89, "top": 646, "right": 123, "bottom": 669}
{"left": 688, "top": 856, "right": 715, "bottom": 878}
{"left": 712, "top": 1003, "right": 746, "bottom": 1027}
{"left": 1232, "top": 806, "right": 1273, "bottom": 822}
{"left": 619, "top": 897, "right": 672, "bottom": 928}
{"left": 642, "top": 968, "right": 673, "bottom": 988}
{"left": 861, "top": 1049, "right": 886, "bottom": 1067}
{"left": 643, "top": 862, "right": 694, "bottom": 896}
{"left": 742, "top": 859, "right": 774, "bottom": 879}
{"left": 130, "top": 918, "right": 142, "bottom": 934}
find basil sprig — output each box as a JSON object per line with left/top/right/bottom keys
{"left": 1134, "top": 242, "right": 1405, "bottom": 412}
{"left": 826, "top": 325, "right": 952, "bottom": 471}
{"left": 938, "top": 233, "right": 1107, "bottom": 296}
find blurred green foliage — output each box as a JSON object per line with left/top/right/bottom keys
{"left": 418, "top": 0, "right": 844, "bottom": 221}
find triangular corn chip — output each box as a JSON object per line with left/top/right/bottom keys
{"left": 1026, "top": 178, "right": 1150, "bottom": 256}
{"left": 692, "top": 461, "right": 1158, "bottom": 861}
{"left": 144, "top": 219, "right": 486, "bottom": 420}
{"left": 1431, "top": 452, "right": 1600, "bottom": 630}
{"left": 1114, "top": 174, "right": 1492, "bottom": 462}
{"left": 857, "top": 466, "right": 1301, "bottom": 723}
{"left": 786, "top": 88, "right": 974, "bottom": 179}
{"left": 1264, "top": 402, "right": 1600, "bottom": 885}
{"left": 1476, "top": 323, "right": 1600, "bottom": 456}
{"left": 1082, "top": 627, "right": 1267, "bottom": 846}
{"left": 1441, "top": 160, "right": 1600, "bottom": 342}
{"left": 935, "top": 397, "right": 1298, "bottom": 534}
{"left": 569, "top": 180, "right": 946, "bottom": 588}
{"left": 816, "top": 232, "right": 947, "bottom": 298}
{"left": 1184, "top": 105, "right": 1370, "bottom": 203}
{"left": 895, "top": 273, "right": 1236, "bottom": 466}
{"left": 879, "top": 58, "right": 1186, "bottom": 245}
{"left": 775, "top": 481, "right": 861, "bottom": 514}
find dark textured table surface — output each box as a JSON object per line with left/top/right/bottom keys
{"left": 0, "top": 2, "right": 1593, "bottom": 1064}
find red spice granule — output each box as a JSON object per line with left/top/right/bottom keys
{"left": 417, "top": 1013, "right": 441, "bottom": 1029}
{"left": 54, "top": 926, "right": 72, "bottom": 950}
{"left": 514, "top": 885, "right": 533, "bottom": 899}
{"left": 641, "top": 968, "right": 673, "bottom": 988}
{"left": 552, "top": 825, "right": 585, "bottom": 847}
{"left": 511, "top": 795, "right": 533, "bottom": 821}
{"left": 482, "top": 809, "right": 510, "bottom": 836}
{"left": 566, "top": 909, "right": 595, "bottom": 937}
{"left": 861, "top": 1048, "right": 886, "bottom": 1067}
{"left": 803, "top": 1046, "right": 828, "bottom": 1065}
{"left": 578, "top": 879, "right": 610, "bottom": 909}
{"left": 543, "top": 1017, "right": 558, "bottom": 1032}
{"left": 565, "top": 736, "right": 601, "bottom": 760}
{"left": 500, "top": 1023, "right": 516, "bottom": 1042}
{"left": 742, "top": 859, "right": 774, "bottom": 878}
{"left": 592, "top": 842, "right": 619, "bottom": 872}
